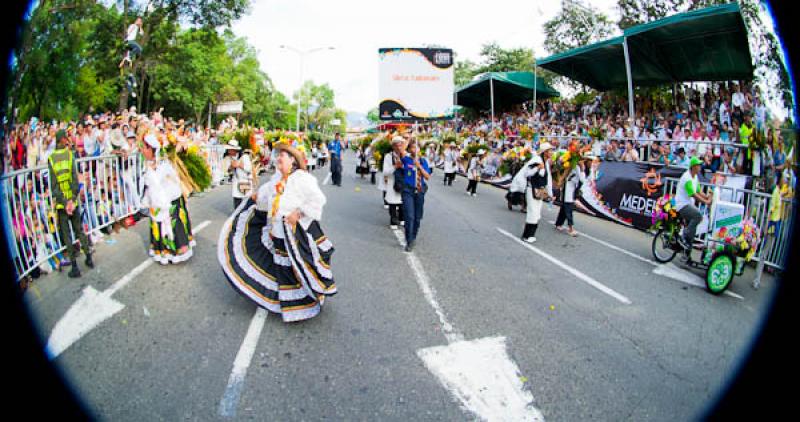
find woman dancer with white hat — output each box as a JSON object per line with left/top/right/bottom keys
{"left": 520, "top": 142, "right": 554, "bottom": 243}
{"left": 466, "top": 149, "right": 485, "bottom": 197}
{"left": 139, "top": 133, "right": 195, "bottom": 264}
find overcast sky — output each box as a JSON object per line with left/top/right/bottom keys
{"left": 231, "top": 0, "right": 620, "bottom": 114}
{"left": 231, "top": 0, "right": 789, "bottom": 121}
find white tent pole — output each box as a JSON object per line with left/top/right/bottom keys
{"left": 533, "top": 61, "right": 538, "bottom": 122}
{"left": 490, "top": 76, "right": 495, "bottom": 131}
{"left": 623, "top": 36, "right": 635, "bottom": 124}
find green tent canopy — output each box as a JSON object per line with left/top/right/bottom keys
{"left": 536, "top": 3, "right": 754, "bottom": 91}
{"left": 455, "top": 71, "right": 559, "bottom": 111}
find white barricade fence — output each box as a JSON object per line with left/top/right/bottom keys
{"left": 2, "top": 146, "right": 225, "bottom": 282}
{"left": 204, "top": 145, "right": 227, "bottom": 186}
{"left": 2, "top": 153, "right": 143, "bottom": 280}
{"left": 662, "top": 177, "right": 793, "bottom": 271}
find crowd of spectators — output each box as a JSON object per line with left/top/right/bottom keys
{"left": 416, "top": 81, "right": 793, "bottom": 192}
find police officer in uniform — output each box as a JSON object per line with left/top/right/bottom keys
{"left": 48, "top": 129, "right": 94, "bottom": 278}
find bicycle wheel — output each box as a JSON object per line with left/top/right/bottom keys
{"left": 652, "top": 228, "right": 678, "bottom": 263}
{"left": 706, "top": 253, "right": 734, "bottom": 294}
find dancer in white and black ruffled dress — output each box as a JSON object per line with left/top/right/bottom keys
{"left": 218, "top": 143, "right": 336, "bottom": 322}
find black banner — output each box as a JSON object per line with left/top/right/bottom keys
{"left": 578, "top": 162, "right": 714, "bottom": 230}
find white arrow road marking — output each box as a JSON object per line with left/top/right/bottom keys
{"left": 547, "top": 221, "right": 743, "bottom": 300}
{"left": 418, "top": 336, "right": 544, "bottom": 422}
{"left": 218, "top": 308, "right": 267, "bottom": 419}
{"left": 498, "top": 227, "right": 632, "bottom": 305}
{"left": 46, "top": 220, "right": 212, "bottom": 359}
{"left": 46, "top": 286, "right": 125, "bottom": 359}
{"left": 392, "top": 228, "right": 544, "bottom": 421}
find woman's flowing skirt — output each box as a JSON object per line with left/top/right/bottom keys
{"left": 149, "top": 195, "right": 194, "bottom": 264}
{"left": 218, "top": 199, "right": 337, "bottom": 322}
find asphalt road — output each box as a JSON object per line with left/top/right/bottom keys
{"left": 24, "top": 150, "right": 779, "bottom": 421}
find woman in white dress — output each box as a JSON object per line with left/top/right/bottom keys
{"left": 218, "top": 142, "right": 336, "bottom": 322}
{"left": 520, "top": 142, "right": 554, "bottom": 243}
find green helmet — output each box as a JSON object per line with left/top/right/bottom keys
{"left": 56, "top": 129, "right": 67, "bottom": 143}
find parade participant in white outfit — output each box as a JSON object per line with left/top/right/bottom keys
{"left": 139, "top": 134, "right": 195, "bottom": 264}
{"left": 443, "top": 143, "right": 458, "bottom": 186}
{"left": 520, "top": 142, "right": 554, "bottom": 243}
{"left": 218, "top": 142, "right": 336, "bottom": 322}
{"left": 229, "top": 140, "right": 253, "bottom": 210}
{"left": 384, "top": 136, "right": 406, "bottom": 229}
{"left": 466, "top": 149, "right": 485, "bottom": 196}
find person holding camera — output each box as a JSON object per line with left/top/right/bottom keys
{"left": 520, "top": 142, "right": 555, "bottom": 243}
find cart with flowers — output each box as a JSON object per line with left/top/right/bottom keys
{"left": 651, "top": 190, "right": 759, "bottom": 294}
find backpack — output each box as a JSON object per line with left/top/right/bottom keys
{"left": 392, "top": 154, "right": 404, "bottom": 193}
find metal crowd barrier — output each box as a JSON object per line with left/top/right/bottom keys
{"left": 1, "top": 153, "right": 144, "bottom": 281}
{"left": 662, "top": 177, "right": 793, "bottom": 271}
{"left": 2, "top": 146, "right": 224, "bottom": 282}
{"left": 204, "top": 145, "right": 227, "bottom": 186}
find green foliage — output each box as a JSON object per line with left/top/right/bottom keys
{"left": 179, "top": 150, "right": 212, "bottom": 191}
{"left": 543, "top": 2, "right": 616, "bottom": 55}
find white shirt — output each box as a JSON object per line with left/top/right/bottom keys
{"left": 232, "top": 153, "right": 253, "bottom": 198}
{"left": 126, "top": 24, "right": 140, "bottom": 42}
{"left": 255, "top": 170, "right": 326, "bottom": 236}
{"left": 675, "top": 169, "right": 699, "bottom": 211}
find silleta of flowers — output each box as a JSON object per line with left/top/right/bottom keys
{"left": 714, "top": 218, "right": 761, "bottom": 262}
{"left": 551, "top": 139, "right": 592, "bottom": 187}
{"left": 651, "top": 194, "right": 680, "bottom": 232}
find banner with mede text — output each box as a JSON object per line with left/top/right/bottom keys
{"left": 378, "top": 48, "right": 454, "bottom": 121}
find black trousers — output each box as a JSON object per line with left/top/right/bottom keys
{"left": 522, "top": 223, "right": 539, "bottom": 239}
{"left": 466, "top": 179, "right": 478, "bottom": 194}
{"left": 389, "top": 204, "right": 402, "bottom": 226}
{"left": 555, "top": 202, "right": 575, "bottom": 227}
{"left": 444, "top": 172, "right": 456, "bottom": 185}
{"left": 57, "top": 207, "right": 91, "bottom": 260}
{"left": 331, "top": 156, "right": 342, "bottom": 186}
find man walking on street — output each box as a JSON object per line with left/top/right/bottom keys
{"left": 49, "top": 129, "right": 93, "bottom": 278}
{"left": 328, "top": 132, "right": 343, "bottom": 186}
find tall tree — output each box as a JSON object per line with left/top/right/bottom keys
{"left": 544, "top": 1, "right": 616, "bottom": 55}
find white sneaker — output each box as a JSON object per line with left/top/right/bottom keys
{"left": 472, "top": 193, "right": 477, "bottom": 197}
{"left": 390, "top": 225, "right": 398, "bottom": 230}
{"left": 400, "top": 221, "right": 405, "bottom": 226}
{"left": 524, "top": 237, "right": 536, "bottom": 243}
{"left": 383, "top": 205, "right": 389, "bottom": 210}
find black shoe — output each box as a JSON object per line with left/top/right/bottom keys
{"left": 68, "top": 264, "right": 81, "bottom": 278}
{"left": 85, "top": 254, "right": 94, "bottom": 269}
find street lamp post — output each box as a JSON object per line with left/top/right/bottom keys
{"left": 280, "top": 45, "right": 335, "bottom": 133}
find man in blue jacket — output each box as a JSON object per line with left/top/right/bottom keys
{"left": 328, "top": 133, "right": 343, "bottom": 186}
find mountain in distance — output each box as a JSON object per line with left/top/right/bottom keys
{"left": 346, "top": 111, "right": 370, "bottom": 129}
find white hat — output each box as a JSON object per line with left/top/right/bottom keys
{"left": 144, "top": 134, "right": 160, "bottom": 150}
{"left": 226, "top": 140, "right": 241, "bottom": 150}
{"left": 538, "top": 142, "right": 554, "bottom": 153}
{"left": 478, "top": 149, "right": 486, "bottom": 155}
{"left": 391, "top": 136, "right": 405, "bottom": 145}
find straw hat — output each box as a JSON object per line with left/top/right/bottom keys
{"left": 538, "top": 142, "right": 554, "bottom": 153}
{"left": 274, "top": 142, "right": 307, "bottom": 171}
{"left": 391, "top": 135, "right": 405, "bottom": 145}
{"left": 226, "top": 140, "right": 241, "bottom": 150}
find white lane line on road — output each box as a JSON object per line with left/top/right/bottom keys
{"left": 547, "top": 221, "right": 744, "bottom": 300}
{"left": 547, "top": 221, "right": 658, "bottom": 266}
{"left": 391, "top": 228, "right": 544, "bottom": 421}
{"left": 323, "top": 173, "right": 331, "bottom": 185}
{"left": 391, "top": 229, "right": 463, "bottom": 343}
{"left": 46, "top": 220, "right": 213, "bottom": 359}
{"left": 497, "top": 227, "right": 633, "bottom": 305}
{"left": 218, "top": 308, "right": 268, "bottom": 419}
